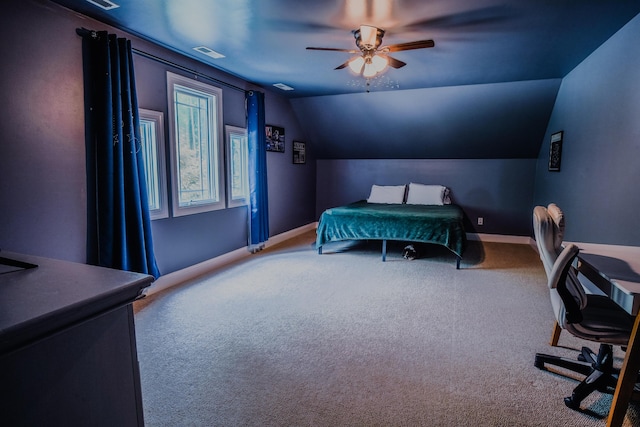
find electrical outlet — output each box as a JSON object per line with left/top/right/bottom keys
{"left": 477, "top": 217, "right": 484, "bottom": 226}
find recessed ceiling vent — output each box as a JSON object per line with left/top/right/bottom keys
{"left": 193, "top": 46, "right": 225, "bottom": 59}
{"left": 273, "top": 83, "right": 294, "bottom": 91}
{"left": 85, "top": 0, "right": 120, "bottom": 10}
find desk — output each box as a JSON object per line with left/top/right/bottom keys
{"left": 577, "top": 251, "right": 640, "bottom": 427}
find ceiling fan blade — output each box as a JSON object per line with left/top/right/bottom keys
{"left": 399, "top": 6, "right": 511, "bottom": 31}
{"left": 385, "top": 55, "right": 406, "bottom": 69}
{"left": 306, "top": 47, "right": 359, "bottom": 53}
{"left": 335, "top": 60, "right": 350, "bottom": 70}
{"left": 267, "top": 19, "right": 344, "bottom": 33}
{"left": 384, "top": 40, "right": 435, "bottom": 52}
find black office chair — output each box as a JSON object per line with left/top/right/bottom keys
{"left": 532, "top": 205, "right": 637, "bottom": 409}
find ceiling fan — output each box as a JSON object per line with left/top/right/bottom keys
{"left": 306, "top": 25, "right": 434, "bottom": 79}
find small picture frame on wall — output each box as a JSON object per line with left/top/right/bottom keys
{"left": 548, "top": 131, "right": 563, "bottom": 172}
{"left": 293, "top": 141, "right": 306, "bottom": 164}
{"left": 266, "top": 125, "right": 285, "bottom": 153}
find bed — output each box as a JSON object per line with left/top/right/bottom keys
{"left": 316, "top": 186, "right": 467, "bottom": 268}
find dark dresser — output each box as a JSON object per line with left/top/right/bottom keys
{"left": 0, "top": 251, "right": 153, "bottom": 426}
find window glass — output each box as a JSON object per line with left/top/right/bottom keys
{"left": 226, "top": 126, "right": 248, "bottom": 207}
{"left": 138, "top": 109, "right": 168, "bottom": 220}
{"left": 167, "top": 72, "right": 225, "bottom": 216}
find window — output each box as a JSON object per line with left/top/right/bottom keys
{"left": 225, "top": 125, "right": 249, "bottom": 208}
{"left": 138, "top": 109, "right": 168, "bottom": 220}
{"left": 166, "top": 72, "right": 225, "bottom": 216}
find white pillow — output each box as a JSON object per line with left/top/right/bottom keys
{"left": 367, "top": 184, "right": 406, "bottom": 204}
{"left": 406, "top": 183, "right": 449, "bottom": 205}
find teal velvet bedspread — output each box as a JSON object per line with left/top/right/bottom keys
{"left": 316, "top": 201, "right": 467, "bottom": 258}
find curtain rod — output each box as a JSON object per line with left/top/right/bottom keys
{"left": 131, "top": 48, "right": 248, "bottom": 94}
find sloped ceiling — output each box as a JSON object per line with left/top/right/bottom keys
{"left": 291, "top": 79, "right": 561, "bottom": 159}
{"left": 48, "top": 0, "right": 639, "bottom": 159}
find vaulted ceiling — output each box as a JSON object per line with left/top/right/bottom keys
{"left": 49, "top": 0, "right": 640, "bottom": 159}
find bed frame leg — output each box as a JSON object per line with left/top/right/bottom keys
{"left": 382, "top": 240, "right": 387, "bottom": 262}
{"left": 318, "top": 246, "right": 322, "bottom": 255}
{"left": 456, "top": 257, "right": 461, "bottom": 269}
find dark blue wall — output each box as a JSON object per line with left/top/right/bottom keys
{"left": 317, "top": 159, "right": 536, "bottom": 236}
{"left": 0, "top": 0, "right": 316, "bottom": 274}
{"left": 0, "top": 0, "right": 87, "bottom": 262}
{"left": 534, "top": 12, "right": 640, "bottom": 246}
{"left": 132, "top": 49, "right": 252, "bottom": 274}
{"left": 263, "top": 94, "right": 317, "bottom": 238}
{"left": 134, "top": 51, "right": 316, "bottom": 274}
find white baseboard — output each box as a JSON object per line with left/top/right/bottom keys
{"left": 145, "top": 223, "right": 317, "bottom": 297}
{"left": 467, "top": 232, "right": 534, "bottom": 245}
{"left": 265, "top": 222, "right": 317, "bottom": 247}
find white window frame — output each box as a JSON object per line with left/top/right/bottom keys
{"left": 225, "top": 125, "right": 249, "bottom": 208}
{"left": 166, "top": 72, "right": 226, "bottom": 216}
{"left": 138, "top": 108, "right": 168, "bottom": 220}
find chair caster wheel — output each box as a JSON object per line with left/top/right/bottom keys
{"left": 564, "top": 396, "right": 580, "bottom": 410}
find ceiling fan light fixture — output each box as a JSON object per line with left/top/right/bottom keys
{"left": 356, "top": 25, "right": 384, "bottom": 50}
{"left": 307, "top": 22, "right": 433, "bottom": 88}
{"left": 362, "top": 59, "right": 377, "bottom": 78}
{"left": 359, "top": 25, "right": 378, "bottom": 48}
{"left": 371, "top": 54, "right": 388, "bottom": 73}
{"left": 348, "top": 56, "right": 365, "bottom": 74}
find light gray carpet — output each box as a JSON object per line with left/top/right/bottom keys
{"left": 134, "top": 233, "right": 640, "bottom": 426}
